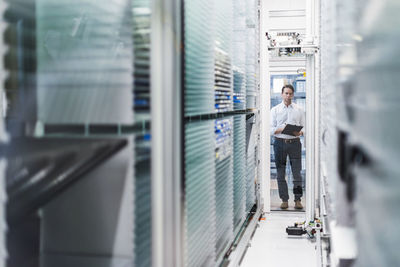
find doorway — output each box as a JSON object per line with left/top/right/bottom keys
{"left": 269, "top": 74, "right": 306, "bottom": 211}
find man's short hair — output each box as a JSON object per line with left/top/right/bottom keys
{"left": 282, "top": 84, "right": 295, "bottom": 94}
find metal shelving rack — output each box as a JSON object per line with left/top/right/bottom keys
{"left": 1, "top": 1, "right": 143, "bottom": 266}
{"left": 324, "top": 1, "right": 400, "bottom": 266}
{"left": 182, "top": 0, "right": 261, "bottom": 266}
{"left": 0, "top": 1, "right": 263, "bottom": 267}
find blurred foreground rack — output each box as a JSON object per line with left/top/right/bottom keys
{"left": 0, "top": 0, "right": 262, "bottom": 267}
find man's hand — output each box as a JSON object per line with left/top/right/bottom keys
{"left": 275, "top": 127, "right": 284, "bottom": 134}
{"left": 293, "top": 131, "right": 303, "bottom": 137}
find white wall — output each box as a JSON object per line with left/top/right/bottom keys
{"left": 266, "top": 0, "right": 307, "bottom": 74}
{"left": 267, "top": 0, "right": 306, "bottom": 10}
{"left": 267, "top": 0, "right": 306, "bottom": 32}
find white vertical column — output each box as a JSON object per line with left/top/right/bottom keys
{"left": 314, "top": 0, "right": 321, "bottom": 219}
{"left": 306, "top": 0, "right": 315, "bottom": 44}
{"left": 151, "top": 0, "right": 182, "bottom": 266}
{"left": 305, "top": 53, "right": 315, "bottom": 222}
{"left": 305, "top": 0, "right": 320, "bottom": 223}
{"left": 259, "top": 0, "right": 270, "bottom": 213}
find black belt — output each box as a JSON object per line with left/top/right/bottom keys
{"left": 275, "top": 137, "right": 300, "bottom": 144}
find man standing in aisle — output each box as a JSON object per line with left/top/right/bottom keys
{"left": 270, "top": 84, "right": 305, "bottom": 209}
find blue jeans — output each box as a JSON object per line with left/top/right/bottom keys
{"left": 273, "top": 138, "right": 303, "bottom": 202}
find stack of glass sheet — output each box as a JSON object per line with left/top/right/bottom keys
{"left": 4, "top": 1, "right": 144, "bottom": 266}
{"left": 245, "top": 0, "right": 257, "bottom": 109}
{"left": 214, "top": 0, "right": 232, "bottom": 113}
{"left": 214, "top": 49, "right": 232, "bottom": 113}
{"left": 184, "top": 121, "right": 216, "bottom": 267}
{"left": 214, "top": 118, "right": 233, "bottom": 260}
{"left": 215, "top": 0, "right": 232, "bottom": 54}
{"left": 253, "top": 0, "right": 260, "bottom": 101}
{"left": 319, "top": 0, "right": 337, "bottom": 230}
{"left": 182, "top": 0, "right": 256, "bottom": 264}
{"left": 232, "top": 0, "right": 247, "bottom": 111}
{"left": 215, "top": 0, "right": 233, "bottom": 200}
{"left": 0, "top": 159, "right": 4, "bottom": 267}
{"left": 131, "top": 0, "right": 152, "bottom": 267}
{"left": 246, "top": 122, "right": 256, "bottom": 212}
{"left": 215, "top": 118, "right": 233, "bottom": 161}
{"left": 233, "top": 69, "right": 245, "bottom": 110}
{"left": 134, "top": 133, "right": 152, "bottom": 267}
{"left": 132, "top": 0, "right": 151, "bottom": 122}
{"left": 233, "top": 115, "right": 246, "bottom": 232}
{"left": 350, "top": 1, "right": 400, "bottom": 266}
{"left": 1, "top": 4, "right": 9, "bottom": 262}
{"left": 3, "top": 0, "right": 37, "bottom": 125}
{"left": 36, "top": 0, "right": 134, "bottom": 124}
{"left": 184, "top": 0, "right": 215, "bottom": 116}
{"left": 0, "top": 126, "right": 5, "bottom": 266}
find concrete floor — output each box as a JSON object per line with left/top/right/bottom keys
{"left": 270, "top": 189, "right": 307, "bottom": 211}
{"left": 270, "top": 179, "right": 307, "bottom": 211}
{"left": 240, "top": 212, "right": 318, "bottom": 267}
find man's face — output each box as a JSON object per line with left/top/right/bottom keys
{"left": 281, "top": 87, "right": 294, "bottom": 103}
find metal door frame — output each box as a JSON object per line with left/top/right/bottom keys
{"left": 261, "top": 0, "right": 320, "bottom": 221}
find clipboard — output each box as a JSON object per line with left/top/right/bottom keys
{"left": 281, "top": 124, "right": 303, "bottom": 136}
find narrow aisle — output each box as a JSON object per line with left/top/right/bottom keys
{"left": 240, "top": 212, "right": 317, "bottom": 267}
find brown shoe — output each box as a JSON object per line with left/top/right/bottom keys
{"left": 280, "top": 201, "right": 288, "bottom": 209}
{"left": 294, "top": 200, "right": 303, "bottom": 210}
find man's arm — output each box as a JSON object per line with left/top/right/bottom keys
{"left": 270, "top": 107, "right": 284, "bottom": 135}
{"left": 293, "top": 130, "right": 303, "bottom": 137}
{"left": 275, "top": 127, "right": 285, "bottom": 135}
{"left": 296, "top": 108, "right": 306, "bottom": 136}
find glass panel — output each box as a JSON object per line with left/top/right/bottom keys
{"left": 36, "top": 0, "right": 134, "bottom": 125}
{"left": 214, "top": 117, "right": 233, "bottom": 258}
{"left": 184, "top": 120, "right": 216, "bottom": 267}
{"left": 233, "top": 115, "right": 246, "bottom": 233}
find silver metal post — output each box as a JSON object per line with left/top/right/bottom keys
{"left": 151, "top": 0, "right": 182, "bottom": 266}
{"left": 259, "top": 0, "right": 270, "bottom": 213}
{"left": 306, "top": 53, "right": 316, "bottom": 223}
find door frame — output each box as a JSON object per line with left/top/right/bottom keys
{"left": 260, "top": 0, "right": 320, "bottom": 219}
